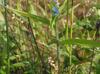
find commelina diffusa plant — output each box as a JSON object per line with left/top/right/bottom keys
{"left": 0, "top": 0, "right": 100, "bottom": 74}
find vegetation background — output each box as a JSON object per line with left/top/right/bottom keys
{"left": 0, "top": 0, "right": 100, "bottom": 74}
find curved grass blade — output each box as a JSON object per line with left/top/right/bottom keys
{"left": 61, "top": 39, "right": 100, "bottom": 48}
{"left": 7, "top": 6, "right": 50, "bottom": 25}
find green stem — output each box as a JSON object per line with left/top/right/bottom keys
{"left": 69, "top": 0, "right": 73, "bottom": 74}
{"left": 89, "top": 48, "right": 95, "bottom": 74}
{"left": 27, "top": 17, "right": 48, "bottom": 74}
{"left": 4, "top": 0, "right": 10, "bottom": 74}
{"left": 55, "top": 17, "right": 60, "bottom": 74}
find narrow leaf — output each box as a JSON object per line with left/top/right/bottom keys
{"left": 7, "top": 6, "right": 50, "bottom": 25}
{"left": 61, "top": 39, "right": 100, "bottom": 48}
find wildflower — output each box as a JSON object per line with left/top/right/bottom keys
{"left": 11, "top": 14, "right": 15, "bottom": 20}
{"left": 53, "top": 0, "right": 60, "bottom": 6}
{"left": 48, "top": 0, "right": 57, "bottom": 3}
{"left": 53, "top": 0, "right": 57, "bottom": 3}
{"left": 52, "top": 6, "right": 59, "bottom": 16}
{"left": 21, "top": 20, "right": 24, "bottom": 24}
{"left": 48, "top": 0, "right": 59, "bottom": 16}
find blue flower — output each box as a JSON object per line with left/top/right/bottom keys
{"left": 53, "top": 0, "right": 57, "bottom": 3}
{"left": 52, "top": 6, "right": 59, "bottom": 16}
{"left": 48, "top": 0, "right": 57, "bottom": 3}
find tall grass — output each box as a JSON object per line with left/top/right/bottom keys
{"left": 4, "top": 0, "right": 10, "bottom": 73}
{"left": 0, "top": 0, "right": 100, "bottom": 74}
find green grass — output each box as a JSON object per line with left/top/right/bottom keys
{"left": 0, "top": 0, "right": 100, "bottom": 74}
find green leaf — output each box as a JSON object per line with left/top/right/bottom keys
{"left": 11, "top": 62, "right": 25, "bottom": 68}
{"left": 11, "top": 61, "right": 30, "bottom": 68}
{"left": 59, "top": 0, "right": 68, "bottom": 13}
{"left": 7, "top": 7, "right": 50, "bottom": 25}
{"left": 95, "top": 3, "right": 100, "bottom": 9}
{"left": 61, "top": 39, "right": 100, "bottom": 48}
{"left": 59, "top": 0, "right": 80, "bottom": 14}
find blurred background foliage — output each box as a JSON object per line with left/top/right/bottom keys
{"left": 0, "top": 0, "right": 100, "bottom": 74}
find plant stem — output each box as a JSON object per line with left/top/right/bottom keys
{"left": 4, "top": 0, "right": 10, "bottom": 74}
{"left": 26, "top": 0, "right": 48, "bottom": 73}
{"left": 69, "top": 0, "right": 73, "bottom": 74}
{"left": 89, "top": 30, "right": 96, "bottom": 74}
{"left": 55, "top": 17, "right": 60, "bottom": 74}
{"left": 89, "top": 49, "right": 95, "bottom": 74}
{"left": 27, "top": 17, "right": 48, "bottom": 74}
{"left": 66, "top": 0, "right": 70, "bottom": 73}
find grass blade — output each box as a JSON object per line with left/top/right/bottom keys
{"left": 61, "top": 39, "right": 100, "bottom": 48}
{"left": 7, "top": 6, "right": 50, "bottom": 25}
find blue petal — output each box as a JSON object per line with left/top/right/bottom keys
{"left": 52, "top": 7, "right": 59, "bottom": 16}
